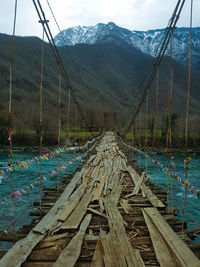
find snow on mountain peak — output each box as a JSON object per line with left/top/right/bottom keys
{"left": 54, "top": 22, "right": 200, "bottom": 66}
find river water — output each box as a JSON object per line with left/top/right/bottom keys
{"left": 133, "top": 150, "right": 200, "bottom": 243}
{"left": 0, "top": 148, "right": 200, "bottom": 250}
{"left": 0, "top": 149, "right": 83, "bottom": 249}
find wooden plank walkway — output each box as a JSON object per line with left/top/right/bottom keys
{"left": 0, "top": 132, "right": 199, "bottom": 267}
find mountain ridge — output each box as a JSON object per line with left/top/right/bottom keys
{"left": 54, "top": 22, "right": 200, "bottom": 69}
{"left": 0, "top": 33, "right": 200, "bottom": 139}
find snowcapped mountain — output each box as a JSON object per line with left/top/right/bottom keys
{"left": 54, "top": 22, "right": 200, "bottom": 68}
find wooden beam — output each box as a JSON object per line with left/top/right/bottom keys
{"left": 142, "top": 209, "right": 178, "bottom": 267}
{"left": 143, "top": 208, "right": 200, "bottom": 266}
{"left": 53, "top": 214, "right": 92, "bottom": 267}
{"left": 142, "top": 185, "right": 165, "bottom": 208}
{"left": 58, "top": 183, "right": 87, "bottom": 222}
{"left": 87, "top": 207, "right": 107, "bottom": 219}
{"left": 0, "top": 232, "right": 44, "bottom": 267}
{"left": 91, "top": 240, "right": 104, "bottom": 267}
{"left": 61, "top": 189, "right": 93, "bottom": 230}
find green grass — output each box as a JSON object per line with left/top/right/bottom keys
{"left": 15, "top": 128, "right": 35, "bottom": 135}
{"left": 124, "top": 130, "right": 162, "bottom": 140}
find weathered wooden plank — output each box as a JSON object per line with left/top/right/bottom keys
{"left": 0, "top": 168, "right": 88, "bottom": 266}
{"left": 142, "top": 210, "right": 178, "bottom": 267}
{"left": 0, "top": 251, "right": 7, "bottom": 260}
{"left": 87, "top": 207, "right": 107, "bottom": 219}
{"left": 92, "top": 175, "right": 106, "bottom": 202}
{"left": 36, "top": 241, "right": 58, "bottom": 250}
{"left": 61, "top": 189, "right": 93, "bottom": 230}
{"left": 104, "top": 198, "right": 145, "bottom": 267}
{"left": 95, "top": 166, "right": 104, "bottom": 183}
{"left": 33, "top": 168, "right": 86, "bottom": 235}
{"left": 127, "top": 166, "right": 146, "bottom": 197}
{"left": 53, "top": 214, "right": 92, "bottom": 267}
{"left": 99, "top": 197, "right": 104, "bottom": 212}
{"left": 0, "top": 232, "right": 43, "bottom": 267}
{"left": 84, "top": 235, "right": 99, "bottom": 241}
{"left": 0, "top": 231, "right": 26, "bottom": 242}
{"left": 100, "top": 229, "right": 126, "bottom": 267}
{"left": 23, "top": 263, "right": 53, "bottom": 267}
{"left": 120, "top": 158, "right": 128, "bottom": 172}
{"left": 83, "top": 167, "right": 94, "bottom": 184}
{"left": 110, "top": 185, "right": 124, "bottom": 206}
{"left": 120, "top": 199, "right": 132, "bottom": 214}
{"left": 92, "top": 153, "right": 102, "bottom": 166}
{"left": 144, "top": 208, "right": 200, "bottom": 266}
{"left": 86, "top": 155, "right": 96, "bottom": 166}
{"left": 126, "top": 172, "right": 145, "bottom": 198}
{"left": 127, "top": 166, "right": 138, "bottom": 185}
{"left": 28, "top": 248, "right": 60, "bottom": 261}
{"left": 58, "top": 184, "right": 87, "bottom": 222}
{"left": 91, "top": 240, "right": 104, "bottom": 267}
{"left": 41, "top": 233, "right": 68, "bottom": 244}
{"left": 142, "top": 185, "right": 165, "bottom": 208}
{"left": 90, "top": 165, "right": 101, "bottom": 184}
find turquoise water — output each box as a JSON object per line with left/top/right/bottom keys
{"left": 0, "top": 148, "right": 199, "bottom": 249}
{"left": 134, "top": 151, "right": 200, "bottom": 243}
{"left": 0, "top": 149, "right": 83, "bottom": 249}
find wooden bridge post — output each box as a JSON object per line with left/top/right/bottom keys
{"left": 103, "top": 112, "right": 118, "bottom": 133}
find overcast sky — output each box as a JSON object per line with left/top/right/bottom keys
{"left": 0, "top": 0, "right": 199, "bottom": 38}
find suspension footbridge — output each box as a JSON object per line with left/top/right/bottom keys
{"left": 0, "top": 0, "right": 200, "bottom": 266}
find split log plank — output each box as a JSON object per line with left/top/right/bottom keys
{"left": 43, "top": 232, "right": 68, "bottom": 243}
{"left": 143, "top": 208, "right": 200, "bottom": 266}
{"left": 104, "top": 198, "right": 145, "bottom": 267}
{"left": 142, "top": 210, "right": 178, "bottom": 267}
{"left": 87, "top": 207, "right": 107, "bottom": 219}
{"left": 142, "top": 185, "right": 165, "bottom": 208}
{"left": 126, "top": 172, "right": 145, "bottom": 198}
{"left": 58, "top": 184, "right": 87, "bottom": 222}
{"left": 0, "top": 232, "right": 43, "bottom": 267}
{"left": 92, "top": 175, "right": 106, "bottom": 202}
{"left": 61, "top": 189, "right": 93, "bottom": 230}
{"left": 120, "top": 199, "right": 132, "bottom": 214}
{"left": 127, "top": 166, "right": 147, "bottom": 198}
{"left": 53, "top": 214, "right": 92, "bottom": 267}
{"left": 91, "top": 240, "right": 104, "bottom": 267}
{"left": 33, "top": 168, "right": 86, "bottom": 235}
{"left": 23, "top": 263, "right": 53, "bottom": 267}
{"left": 100, "top": 229, "right": 127, "bottom": 267}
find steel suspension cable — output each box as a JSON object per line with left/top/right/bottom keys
{"left": 45, "top": 0, "right": 96, "bottom": 139}
{"left": 32, "top": 0, "right": 86, "bottom": 123}
{"left": 124, "top": 0, "right": 185, "bottom": 135}
{"left": 182, "top": 0, "right": 193, "bottom": 231}
{"left": 45, "top": 0, "right": 86, "bottom": 90}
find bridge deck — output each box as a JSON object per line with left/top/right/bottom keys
{"left": 0, "top": 132, "right": 199, "bottom": 267}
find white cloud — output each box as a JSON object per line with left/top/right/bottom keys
{"left": 0, "top": 0, "right": 199, "bottom": 37}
